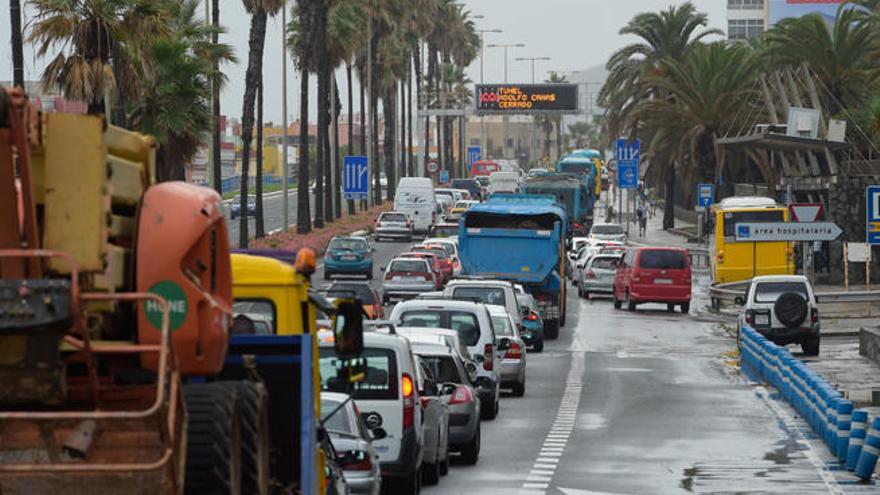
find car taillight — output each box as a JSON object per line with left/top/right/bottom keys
{"left": 585, "top": 270, "right": 596, "bottom": 279}
{"left": 448, "top": 385, "right": 474, "bottom": 405}
{"left": 483, "top": 343, "right": 493, "bottom": 371}
{"left": 423, "top": 272, "right": 434, "bottom": 282}
{"left": 745, "top": 309, "right": 755, "bottom": 325}
{"left": 384, "top": 271, "right": 394, "bottom": 280}
{"left": 811, "top": 308, "right": 819, "bottom": 323}
{"left": 526, "top": 312, "right": 538, "bottom": 321}
{"left": 573, "top": 222, "right": 581, "bottom": 229}
{"left": 504, "top": 342, "right": 522, "bottom": 360}
{"left": 337, "top": 451, "right": 373, "bottom": 471}
{"left": 402, "top": 373, "right": 414, "bottom": 429}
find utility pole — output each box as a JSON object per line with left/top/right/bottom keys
{"left": 486, "top": 43, "right": 525, "bottom": 159}
{"left": 476, "top": 28, "right": 502, "bottom": 153}
{"left": 281, "top": 1, "right": 290, "bottom": 230}
{"left": 515, "top": 56, "right": 550, "bottom": 84}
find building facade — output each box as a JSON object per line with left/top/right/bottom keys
{"left": 727, "top": 0, "right": 767, "bottom": 41}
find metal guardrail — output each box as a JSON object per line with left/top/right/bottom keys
{"left": 709, "top": 278, "right": 880, "bottom": 309}
{"left": 687, "top": 248, "right": 710, "bottom": 271}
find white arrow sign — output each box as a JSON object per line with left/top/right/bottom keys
{"left": 734, "top": 222, "right": 843, "bottom": 242}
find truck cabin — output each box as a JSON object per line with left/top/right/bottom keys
{"left": 521, "top": 175, "right": 593, "bottom": 232}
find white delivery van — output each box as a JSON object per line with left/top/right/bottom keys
{"left": 394, "top": 177, "right": 436, "bottom": 233}
{"left": 488, "top": 171, "right": 520, "bottom": 195}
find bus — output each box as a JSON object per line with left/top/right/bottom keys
{"left": 470, "top": 159, "right": 502, "bottom": 177}
{"left": 710, "top": 197, "right": 793, "bottom": 283}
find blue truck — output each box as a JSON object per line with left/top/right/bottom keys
{"left": 458, "top": 195, "right": 568, "bottom": 338}
{"left": 520, "top": 174, "right": 594, "bottom": 235}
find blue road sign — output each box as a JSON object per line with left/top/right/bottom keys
{"left": 343, "top": 155, "right": 369, "bottom": 201}
{"left": 439, "top": 170, "right": 450, "bottom": 184}
{"left": 697, "top": 183, "right": 714, "bottom": 209}
{"left": 867, "top": 186, "right": 880, "bottom": 244}
{"left": 467, "top": 146, "right": 482, "bottom": 173}
{"left": 615, "top": 138, "right": 640, "bottom": 189}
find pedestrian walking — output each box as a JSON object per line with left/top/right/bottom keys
{"left": 637, "top": 202, "right": 648, "bottom": 237}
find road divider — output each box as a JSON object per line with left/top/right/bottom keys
{"left": 739, "top": 326, "right": 877, "bottom": 481}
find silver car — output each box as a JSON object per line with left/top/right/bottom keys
{"left": 486, "top": 304, "right": 526, "bottom": 397}
{"left": 412, "top": 341, "right": 482, "bottom": 465}
{"left": 381, "top": 258, "right": 437, "bottom": 304}
{"left": 589, "top": 222, "right": 627, "bottom": 242}
{"left": 375, "top": 211, "right": 413, "bottom": 242}
{"left": 578, "top": 253, "right": 622, "bottom": 299}
{"left": 321, "top": 392, "right": 384, "bottom": 495}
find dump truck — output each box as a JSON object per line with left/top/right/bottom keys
{"left": 0, "top": 87, "right": 361, "bottom": 494}
{"left": 457, "top": 195, "right": 568, "bottom": 338}
{"left": 520, "top": 174, "right": 594, "bottom": 235}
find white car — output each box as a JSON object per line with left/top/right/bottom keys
{"left": 443, "top": 279, "right": 523, "bottom": 332}
{"left": 486, "top": 304, "right": 526, "bottom": 397}
{"left": 736, "top": 275, "right": 821, "bottom": 356}
{"left": 589, "top": 222, "right": 627, "bottom": 242}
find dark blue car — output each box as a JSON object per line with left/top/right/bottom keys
{"left": 324, "top": 236, "right": 374, "bottom": 280}
{"left": 231, "top": 195, "right": 256, "bottom": 219}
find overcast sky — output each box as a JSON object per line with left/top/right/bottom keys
{"left": 1, "top": 0, "right": 726, "bottom": 125}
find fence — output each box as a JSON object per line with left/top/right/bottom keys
{"left": 739, "top": 326, "right": 878, "bottom": 480}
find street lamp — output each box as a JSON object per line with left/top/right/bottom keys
{"left": 477, "top": 29, "right": 502, "bottom": 85}
{"left": 486, "top": 43, "right": 525, "bottom": 83}
{"left": 515, "top": 56, "right": 551, "bottom": 84}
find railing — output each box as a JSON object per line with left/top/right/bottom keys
{"left": 710, "top": 279, "right": 880, "bottom": 310}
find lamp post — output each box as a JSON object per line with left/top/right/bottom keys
{"left": 486, "top": 43, "right": 525, "bottom": 83}
{"left": 476, "top": 27, "right": 501, "bottom": 158}
{"left": 515, "top": 56, "right": 551, "bottom": 84}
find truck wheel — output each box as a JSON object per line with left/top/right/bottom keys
{"left": 533, "top": 339, "right": 544, "bottom": 352}
{"left": 681, "top": 302, "right": 690, "bottom": 314}
{"left": 802, "top": 336, "right": 820, "bottom": 356}
{"left": 184, "top": 383, "right": 243, "bottom": 495}
{"left": 545, "top": 320, "right": 559, "bottom": 340}
{"left": 460, "top": 425, "right": 480, "bottom": 465}
{"left": 237, "top": 382, "right": 270, "bottom": 495}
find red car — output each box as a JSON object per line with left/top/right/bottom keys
{"left": 413, "top": 244, "right": 454, "bottom": 285}
{"left": 470, "top": 160, "right": 501, "bottom": 177}
{"left": 399, "top": 252, "right": 444, "bottom": 289}
{"left": 613, "top": 247, "right": 692, "bottom": 313}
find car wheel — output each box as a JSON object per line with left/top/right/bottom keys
{"left": 512, "top": 378, "right": 525, "bottom": 397}
{"left": 613, "top": 293, "right": 622, "bottom": 310}
{"left": 533, "top": 339, "right": 544, "bottom": 353}
{"left": 584, "top": 291, "right": 590, "bottom": 300}
{"left": 323, "top": 271, "right": 330, "bottom": 281}
{"left": 440, "top": 450, "right": 450, "bottom": 476}
{"left": 626, "top": 291, "right": 636, "bottom": 312}
{"left": 681, "top": 302, "right": 690, "bottom": 314}
{"left": 422, "top": 459, "right": 440, "bottom": 486}
{"left": 802, "top": 336, "right": 820, "bottom": 356}
{"left": 460, "top": 425, "right": 480, "bottom": 465}
{"left": 544, "top": 320, "right": 559, "bottom": 340}
{"left": 667, "top": 303, "right": 675, "bottom": 312}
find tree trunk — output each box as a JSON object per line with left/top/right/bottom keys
{"left": 407, "top": 57, "right": 414, "bottom": 178}
{"left": 10, "top": 0, "right": 24, "bottom": 88}
{"left": 370, "top": 27, "right": 381, "bottom": 206}
{"left": 384, "top": 89, "right": 395, "bottom": 202}
{"left": 255, "top": 76, "right": 265, "bottom": 237}
{"left": 399, "top": 80, "right": 406, "bottom": 179}
{"left": 424, "top": 43, "right": 436, "bottom": 172}
{"left": 111, "top": 42, "right": 127, "bottom": 127}
{"left": 663, "top": 162, "right": 675, "bottom": 230}
{"left": 297, "top": 68, "right": 312, "bottom": 234}
{"left": 239, "top": 7, "right": 269, "bottom": 248}
{"left": 332, "top": 75, "right": 341, "bottom": 220}
{"left": 321, "top": 65, "right": 332, "bottom": 224}
{"left": 211, "top": 0, "right": 222, "bottom": 194}
{"left": 346, "top": 63, "right": 355, "bottom": 215}
{"left": 359, "top": 64, "right": 367, "bottom": 211}
{"left": 313, "top": 0, "right": 327, "bottom": 228}
{"left": 555, "top": 118, "right": 562, "bottom": 160}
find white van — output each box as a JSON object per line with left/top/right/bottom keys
{"left": 488, "top": 171, "right": 519, "bottom": 195}
{"left": 394, "top": 178, "right": 436, "bottom": 234}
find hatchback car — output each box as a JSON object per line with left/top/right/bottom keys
{"left": 413, "top": 244, "right": 454, "bottom": 285}
{"left": 375, "top": 211, "right": 413, "bottom": 242}
{"left": 321, "top": 392, "right": 384, "bottom": 495}
{"left": 412, "top": 341, "right": 482, "bottom": 465}
{"left": 578, "top": 253, "right": 623, "bottom": 299}
{"left": 613, "top": 247, "right": 692, "bottom": 313}
{"left": 398, "top": 252, "right": 443, "bottom": 290}
{"left": 324, "top": 236, "right": 374, "bottom": 280}
{"left": 422, "top": 238, "right": 461, "bottom": 276}
{"left": 487, "top": 305, "right": 526, "bottom": 397}
{"left": 589, "top": 222, "right": 626, "bottom": 242}
{"left": 382, "top": 258, "right": 437, "bottom": 303}
{"left": 736, "top": 275, "right": 820, "bottom": 355}
{"left": 230, "top": 194, "right": 256, "bottom": 219}
{"left": 324, "top": 281, "right": 385, "bottom": 320}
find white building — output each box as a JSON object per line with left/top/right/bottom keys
{"left": 727, "top": 0, "right": 767, "bottom": 41}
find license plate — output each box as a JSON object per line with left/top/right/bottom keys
{"left": 755, "top": 314, "right": 770, "bottom": 326}
{"left": 393, "top": 276, "right": 419, "bottom": 281}
{"left": 341, "top": 255, "right": 357, "bottom": 260}
{"left": 654, "top": 278, "right": 673, "bottom": 284}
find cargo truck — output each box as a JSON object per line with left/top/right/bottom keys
{"left": 457, "top": 195, "right": 568, "bottom": 338}
{"left": 520, "top": 174, "right": 594, "bottom": 235}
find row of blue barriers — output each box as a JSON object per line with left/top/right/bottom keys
{"left": 740, "top": 326, "right": 879, "bottom": 481}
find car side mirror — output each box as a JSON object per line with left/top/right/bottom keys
{"left": 734, "top": 296, "right": 745, "bottom": 306}
{"left": 370, "top": 427, "right": 388, "bottom": 440}
{"left": 496, "top": 337, "right": 511, "bottom": 351}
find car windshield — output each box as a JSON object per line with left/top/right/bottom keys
{"left": 326, "top": 284, "right": 375, "bottom": 304}
{"left": 380, "top": 213, "right": 407, "bottom": 222}
{"left": 417, "top": 355, "right": 463, "bottom": 383}
{"left": 232, "top": 300, "right": 276, "bottom": 335}
{"left": 430, "top": 225, "right": 459, "bottom": 237}
{"left": 592, "top": 224, "right": 623, "bottom": 235}
{"left": 454, "top": 201, "right": 471, "bottom": 209}
{"left": 399, "top": 311, "right": 482, "bottom": 346}
{"left": 329, "top": 238, "right": 366, "bottom": 251}
{"left": 417, "top": 247, "right": 448, "bottom": 259}
{"left": 491, "top": 315, "right": 514, "bottom": 336}
{"left": 319, "top": 347, "right": 397, "bottom": 400}
{"left": 638, "top": 250, "right": 687, "bottom": 269}
{"left": 436, "top": 191, "right": 454, "bottom": 199}
{"left": 591, "top": 257, "right": 619, "bottom": 270}
{"left": 452, "top": 287, "right": 506, "bottom": 306}
{"left": 389, "top": 259, "right": 428, "bottom": 273}
{"left": 320, "top": 399, "right": 354, "bottom": 435}
{"left": 754, "top": 282, "right": 809, "bottom": 303}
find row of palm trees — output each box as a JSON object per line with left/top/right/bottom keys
{"left": 11, "top": 0, "right": 480, "bottom": 248}
{"left": 598, "top": 1, "right": 880, "bottom": 229}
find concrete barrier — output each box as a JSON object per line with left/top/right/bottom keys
{"left": 739, "top": 325, "right": 879, "bottom": 480}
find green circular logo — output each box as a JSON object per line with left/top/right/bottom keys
{"left": 145, "top": 281, "right": 188, "bottom": 331}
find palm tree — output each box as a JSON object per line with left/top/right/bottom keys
{"left": 10, "top": 0, "right": 24, "bottom": 88}
{"left": 288, "top": 0, "right": 314, "bottom": 233}
{"left": 599, "top": 2, "right": 721, "bottom": 229}
{"left": 238, "top": 0, "right": 285, "bottom": 248}
{"left": 211, "top": 0, "right": 222, "bottom": 194}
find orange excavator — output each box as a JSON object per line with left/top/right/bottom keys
{"left": 0, "top": 87, "right": 265, "bottom": 494}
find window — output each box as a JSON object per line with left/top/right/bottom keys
{"left": 329, "top": 238, "right": 367, "bottom": 251}
{"left": 591, "top": 224, "right": 624, "bottom": 235}
{"left": 491, "top": 315, "right": 514, "bottom": 336}
{"left": 728, "top": 0, "right": 763, "bottom": 8}
{"left": 319, "top": 347, "right": 398, "bottom": 400}
{"left": 723, "top": 210, "right": 785, "bottom": 237}
{"left": 638, "top": 250, "right": 688, "bottom": 269}
{"left": 452, "top": 287, "right": 506, "bottom": 306}
{"left": 754, "top": 282, "right": 808, "bottom": 303}
{"left": 728, "top": 19, "right": 764, "bottom": 40}
{"left": 388, "top": 259, "right": 429, "bottom": 273}
{"left": 399, "top": 310, "right": 482, "bottom": 346}
{"left": 418, "top": 355, "right": 464, "bottom": 384}
{"left": 326, "top": 283, "right": 377, "bottom": 304}
{"left": 380, "top": 212, "right": 407, "bottom": 222}
{"left": 505, "top": 138, "right": 514, "bottom": 148}
{"left": 470, "top": 138, "right": 481, "bottom": 146}
{"left": 591, "top": 257, "right": 619, "bottom": 270}
{"left": 232, "top": 299, "right": 276, "bottom": 335}
{"left": 449, "top": 313, "right": 481, "bottom": 344}
{"left": 320, "top": 399, "right": 354, "bottom": 435}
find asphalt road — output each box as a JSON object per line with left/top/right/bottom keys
{"left": 323, "top": 235, "right": 870, "bottom": 495}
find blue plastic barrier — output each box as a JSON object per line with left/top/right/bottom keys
{"left": 855, "top": 416, "right": 880, "bottom": 480}
{"left": 847, "top": 410, "right": 869, "bottom": 470}
{"left": 836, "top": 399, "right": 853, "bottom": 462}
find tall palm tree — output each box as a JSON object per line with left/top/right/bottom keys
{"left": 598, "top": 2, "right": 720, "bottom": 229}
{"left": 212, "top": 0, "right": 222, "bottom": 194}
{"left": 255, "top": 76, "right": 265, "bottom": 237}
{"left": 289, "top": 0, "right": 314, "bottom": 233}
{"left": 10, "top": 0, "right": 24, "bottom": 88}
{"left": 238, "top": 0, "right": 285, "bottom": 248}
